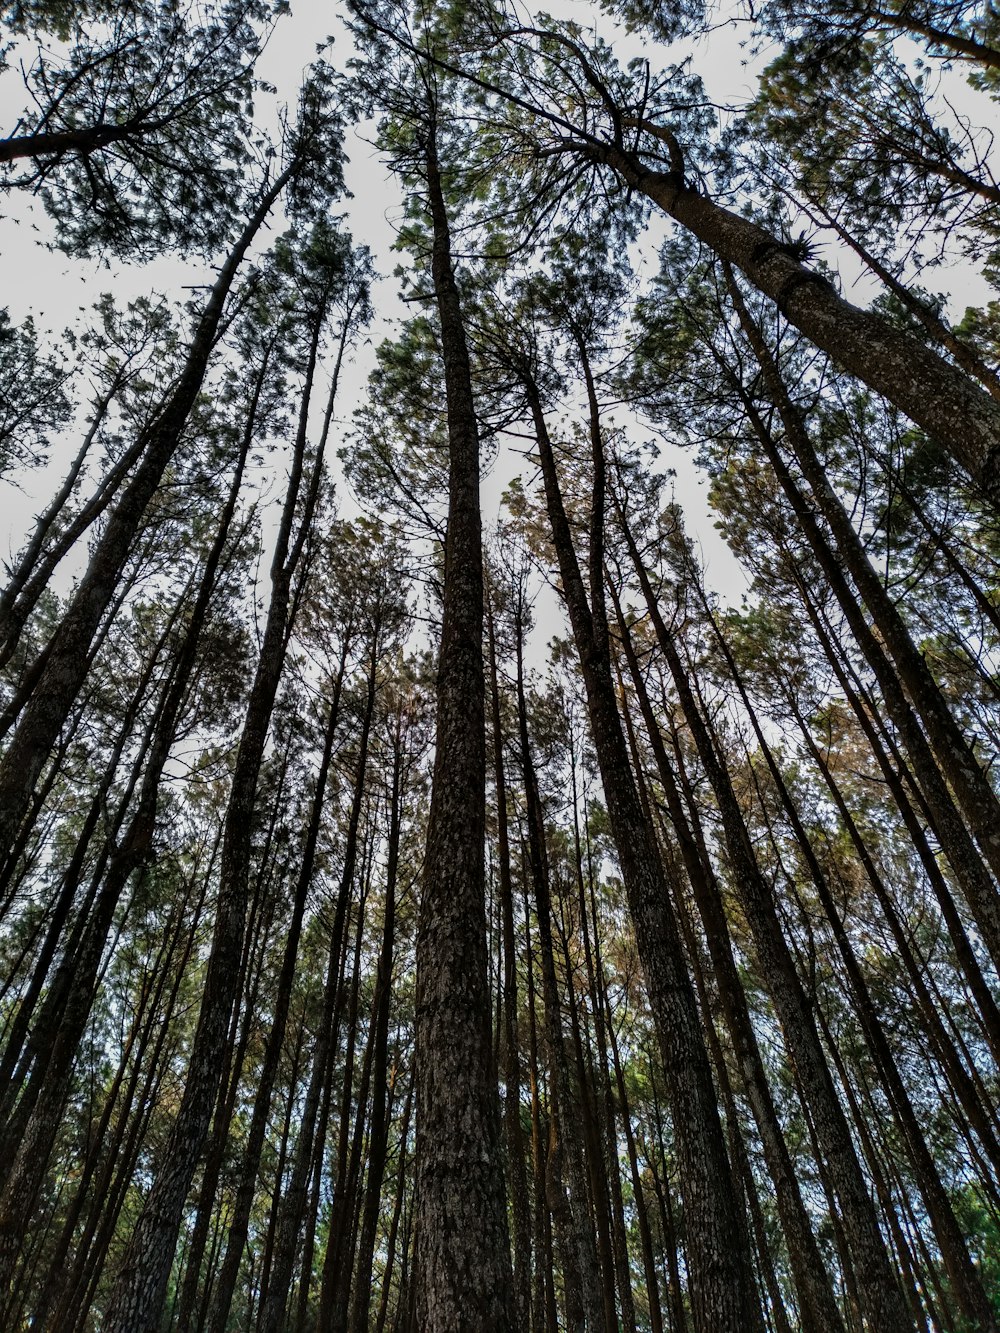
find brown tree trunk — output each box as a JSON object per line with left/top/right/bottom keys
{"left": 0, "top": 165, "right": 294, "bottom": 854}
{"left": 103, "top": 296, "right": 327, "bottom": 1333}
{"left": 204, "top": 647, "right": 351, "bottom": 1333}
{"left": 486, "top": 588, "right": 534, "bottom": 1327}
{"left": 515, "top": 618, "right": 605, "bottom": 1333}
{"left": 585, "top": 139, "right": 1000, "bottom": 499}
{"left": 794, "top": 576, "right": 1000, "bottom": 1059}
{"left": 411, "top": 116, "right": 515, "bottom": 1332}
{"left": 348, "top": 713, "right": 406, "bottom": 1333}
{"left": 720, "top": 347, "right": 1000, "bottom": 972}
{"left": 706, "top": 592, "right": 997, "bottom": 1333}
{"left": 521, "top": 371, "right": 761, "bottom": 1333}
{"left": 609, "top": 582, "right": 847, "bottom": 1333}
{"left": 617, "top": 503, "right": 914, "bottom": 1333}
{"left": 258, "top": 638, "right": 378, "bottom": 1333}
{"left": 725, "top": 268, "right": 1000, "bottom": 916}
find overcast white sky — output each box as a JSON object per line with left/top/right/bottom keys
{"left": 0, "top": 1, "right": 994, "bottom": 624}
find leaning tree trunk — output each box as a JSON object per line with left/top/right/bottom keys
{"left": 0, "top": 163, "right": 295, "bottom": 855}
{"left": 618, "top": 507, "right": 915, "bottom": 1333}
{"left": 701, "top": 592, "right": 997, "bottom": 1333}
{"left": 583, "top": 136, "right": 1000, "bottom": 501}
{"left": 102, "top": 302, "right": 328, "bottom": 1333}
{"left": 724, "top": 267, "right": 1000, "bottom": 919}
{"left": 608, "top": 582, "right": 847, "bottom": 1333}
{"left": 521, "top": 369, "right": 762, "bottom": 1333}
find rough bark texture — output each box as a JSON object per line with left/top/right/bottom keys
{"left": 610, "top": 583, "right": 847, "bottom": 1333}
{"left": 725, "top": 269, "right": 1000, "bottom": 909}
{"left": 621, "top": 514, "right": 915, "bottom": 1333}
{"left": 516, "top": 622, "right": 605, "bottom": 1333}
{"left": 412, "top": 119, "right": 516, "bottom": 1332}
{"left": 0, "top": 164, "right": 293, "bottom": 855}
{"left": 584, "top": 142, "right": 1000, "bottom": 501}
{"left": 102, "top": 303, "right": 323, "bottom": 1333}
{"left": 525, "top": 378, "right": 761, "bottom": 1333}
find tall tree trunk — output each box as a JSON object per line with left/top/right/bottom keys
{"left": 0, "top": 426, "right": 252, "bottom": 1294}
{"left": 617, "top": 499, "right": 914, "bottom": 1333}
{"left": 257, "top": 637, "right": 379, "bottom": 1333}
{"left": 718, "top": 340, "right": 1000, "bottom": 972}
{"left": 515, "top": 617, "right": 605, "bottom": 1333}
{"left": 581, "top": 136, "right": 1000, "bottom": 498}
{"left": 0, "top": 164, "right": 294, "bottom": 854}
{"left": 103, "top": 298, "right": 328, "bottom": 1333}
{"left": 486, "top": 589, "right": 534, "bottom": 1327}
{"left": 520, "top": 368, "right": 761, "bottom": 1333}
{"left": 702, "top": 592, "right": 997, "bottom": 1333}
{"left": 0, "top": 367, "right": 132, "bottom": 666}
{"left": 605, "top": 987, "right": 665, "bottom": 1333}
{"left": 724, "top": 266, "right": 1000, "bottom": 918}
{"left": 609, "top": 581, "right": 847, "bottom": 1333}
{"left": 792, "top": 573, "right": 1000, "bottom": 1058}
{"left": 411, "top": 115, "right": 515, "bottom": 1332}
{"left": 348, "top": 711, "right": 406, "bottom": 1333}
{"left": 204, "top": 650, "right": 351, "bottom": 1333}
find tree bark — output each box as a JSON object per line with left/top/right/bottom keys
{"left": 411, "top": 115, "right": 515, "bottom": 1332}
{"left": 522, "top": 371, "right": 761, "bottom": 1333}
{"left": 617, "top": 501, "right": 914, "bottom": 1333}
{"left": 0, "top": 163, "right": 294, "bottom": 854}
{"left": 585, "top": 141, "right": 1000, "bottom": 500}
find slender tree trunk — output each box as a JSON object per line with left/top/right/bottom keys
{"left": 375, "top": 1074, "right": 414, "bottom": 1333}
{"left": 486, "top": 590, "right": 533, "bottom": 1327}
{"left": 348, "top": 717, "right": 406, "bottom": 1333}
{"left": 521, "top": 370, "right": 761, "bottom": 1333}
{"left": 258, "top": 643, "right": 378, "bottom": 1333}
{"left": 724, "top": 349, "right": 1000, "bottom": 970}
{"left": 524, "top": 892, "right": 558, "bottom": 1333}
{"left": 791, "top": 699, "right": 1000, "bottom": 1161}
{"left": 316, "top": 873, "right": 371, "bottom": 1333}
{"left": 411, "top": 116, "right": 515, "bottom": 1332}
{"left": 606, "top": 990, "right": 665, "bottom": 1333}
{"left": 204, "top": 654, "right": 350, "bottom": 1333}
{"left": 725, "top": 267, "right": 1000, "bottom": 908}
{"left": 0, "top": 513, "right": 247, "bottom": 1294}
{"left": 704, "top": 589, "right": 997, "bottom": 1332}
{"left": 0, "top": 164, "right": 294, "bottom": 853}
{"left": 793, "top": 575, "right": 1000, "bottom": 1056}
{"left": 103, "top": 300, "right": 326, "bottom": 1333}
{"left": 0, "top": 369, "right": 131, "bottom": 665}
{"left": 515, "top": 619, "right": 604, "bottom": 1333}
{"left": 609, "top": 581, "right": 847, "bottom": 1333}
{"left": 617, "top": 500, "right": 914, "bottom": 1333}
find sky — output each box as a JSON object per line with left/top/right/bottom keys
{"left": 0, "top": 1, "right": 755, "bottom": 617}
{"left": 0, "top": 0, "right": 995, "bottom": 630}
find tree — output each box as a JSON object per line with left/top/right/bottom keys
{"left": 1, "top": 0, "right": 282, "bottom": 258}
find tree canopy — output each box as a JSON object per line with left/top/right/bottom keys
{"left": 1, "top": 1, "right": 1000, "bottom": 1330}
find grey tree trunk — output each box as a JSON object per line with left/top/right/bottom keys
{"left": 586, "top": 139, "right": 1000, "bottom": 501}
